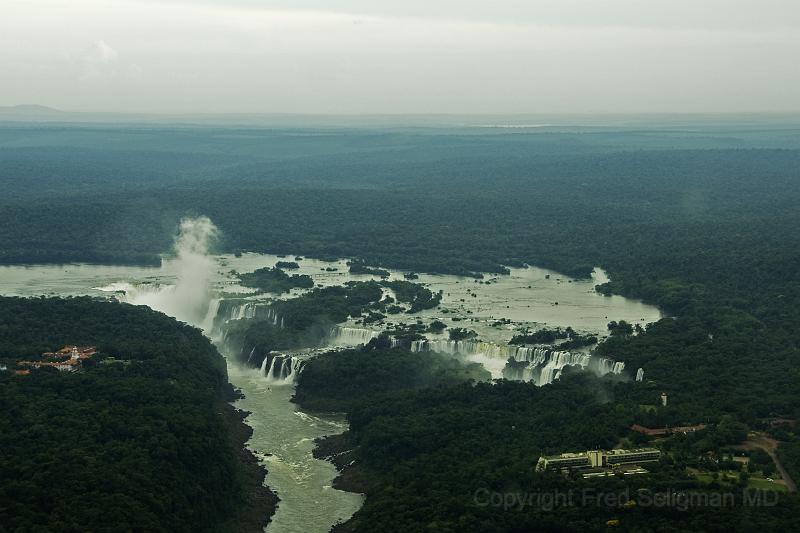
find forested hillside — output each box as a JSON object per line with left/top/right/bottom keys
{"left": 0, "top": 297, "right": 276, "bottom": 532}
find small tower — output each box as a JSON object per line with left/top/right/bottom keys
{"left": 660, "top": 392, "right": 668, "bottom": 407}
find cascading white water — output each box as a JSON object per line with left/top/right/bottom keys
{"left": 534, "top": 350, "right": 593, "bottom": 385}
{"left": 228, "top": 305, "right": 280, "bottom": 325}
{"left": 412, "top": 339, "right": 556, "bottom": 364}
{"left": 410, "top": 338, "right": 625, "bottom": 385}
{"left": 261, "top": 352, "right": 304, "bottom": 384}
{"left": 264, "top": 307, "right": 282, "bottom": 326}
{"left": 593, "top": 357, "right": 626, "bottom": 377}
{"left": 326, "top": 326, "right": 379, "bottom": 346}
{"left": 209, "top": 302, "right": 282, "bottom": 340}
{"left": 201, "top": 298, "right": 222, "bottom": 334}
{"left": 410, "top": 339, "right": 426, "bottom": 352}
{"left": 636, "top": 367, "right": 644, "bottom": 382}
{"left": 231, "top": 302, "right": 258, "bottom": 321}
{"left": 265, "top": 356, "right": 278, "bottom": 380}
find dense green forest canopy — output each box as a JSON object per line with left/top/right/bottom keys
{"left": 2, "top": 120, "right": 800, "bottom": 531}
{"left": 348, "top": 261, "right": 390, "bottom": 277}
{"left": 293, "top": 348, "right": 800, "bottom": 533}
{"left": 379, "top": 280, "right": 442, "bottom": 313}
{"left": 0, "top": 123, "right": 797, "bottom": 417}
{"left": 294, "top": 346, "right": 490, "bottom": 412}
{"left": 268, "top": 281, "right": 384, "bottom": 330}
{"left": 236, "top": 266, "right": 314, "bottom": 294}
{"left": 0, "top": 296, "right": 274, "bottom": 532}
{"left": 225, "top": 320, "right": 311, "bottom": 359}
{"left": 0, "top": 125, "right": 797, "bottom": 317}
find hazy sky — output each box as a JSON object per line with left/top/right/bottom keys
{"left": 2, "top": 0, "right": 799, "bottom": 114}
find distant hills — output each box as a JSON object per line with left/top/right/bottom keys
{"left": 2, "top": 104, "right": 61, "bottom": 113}
{"left": 0, "top": 104, "right": 75, "bottom": 122}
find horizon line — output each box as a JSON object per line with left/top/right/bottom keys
{"left": 4, "top": 104, "right": 800, "bottom": 118}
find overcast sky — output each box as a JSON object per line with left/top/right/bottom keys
{"left": 2, "top": 0, "right": 799, "bottom": 114}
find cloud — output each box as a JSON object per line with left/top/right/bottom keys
{"left": 84, "top": 40, "right": 119, "bottom": 63}
{"left": 81, "top": 40, "right": 119, "bottom": 79}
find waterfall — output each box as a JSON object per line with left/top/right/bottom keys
{"left": 201, "top": 298, "right": 221, "bottom": 334}
{"left": 265, "top": 356, "right": 278, "bottom": 380}
{"left": 228, "top": 302, "right": 258, "bottom": 321}
{"left": 224, "top": 302, "right": 283, "bottom": 325}
{"left": 508, "top": 346, "right": 549, "bottom": 365}
{"left": 412, "top": 340, "right": 567, "bottom": 365}
{"left": 593, "top": 357, "right": 625, "bottom": 376}
{"left": 213, "top": 301, "right": 282, "bottom": 327}
{"left": 534, "top": 350, "right": 593, "bottom": 386}
{"left": 411, "top": 339, "right": 561, "bottom": 364}
{"left": 246, "top": 346, "right": 256, "bottom": 365}
{"left": 264, "top": 307, "right": 282, "bottom": 327}
{"left": 538, "top": 366, "right": 559, "bottom": 387}
{"left": 636, "top": 367, "right": 644, "bottom": 382}
{"left": 411, "top": 338, "right": 625, "bottom": 386}
{"left": 262, "top": 353, "right": 304, "bottom": 384}
{"left": 327, "top": 326, "right": 379, "bottom": 346}
{"left": 281, "top": 356, "right": 303, "bottom": 383}
{"left": 410, "top": 339, "right": 427, "bottom": 352}
{"left": 596, "top": 357, "right": 612, "bottom": 375}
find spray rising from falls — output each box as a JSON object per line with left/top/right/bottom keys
{"left": 107, "top": 217, "right": 219, "bottom": 331}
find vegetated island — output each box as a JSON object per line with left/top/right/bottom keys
{"left": 237, "top": 266, "right": 314, "bottom": 294}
